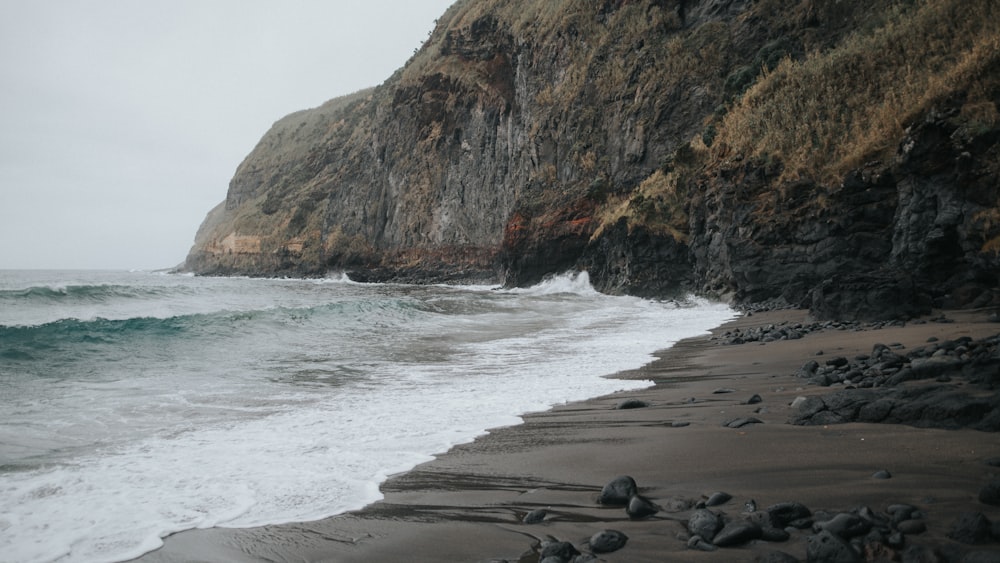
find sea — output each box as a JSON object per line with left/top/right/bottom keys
{"left": 0, "top": 269, "right": 734, "bottom": 562}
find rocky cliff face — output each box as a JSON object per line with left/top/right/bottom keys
{"left": 185, "top": 0, "right": 1000, "bottom": 320}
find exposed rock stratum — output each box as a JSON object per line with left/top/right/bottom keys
{"left": 184, "top": 0, "right": 1000, "bottom": 320}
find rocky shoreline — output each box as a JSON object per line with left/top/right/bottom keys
{"left": 496, "top": 313, "right": 1000, "bottom": 562}
{"left": 136, "top": 309, "right": 1000, "bottom": 563}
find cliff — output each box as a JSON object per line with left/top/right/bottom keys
{"left": 184, "top": 0, "right": 1000, "bottom": 320}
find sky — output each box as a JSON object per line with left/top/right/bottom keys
{"left": 0, "top": 0, "right": 456, "bottom": 270}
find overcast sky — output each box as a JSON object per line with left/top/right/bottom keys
{"left": 0, "top": 0, "right": 455, "bottom": 270}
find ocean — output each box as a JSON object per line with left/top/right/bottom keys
{"left": 0, "top": 269, "right": 733, "bottom": 562}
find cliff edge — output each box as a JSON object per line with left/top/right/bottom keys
{"left": 184, "top": 0, "right": 1000, "bottom": 320}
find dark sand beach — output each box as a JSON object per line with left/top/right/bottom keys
{"left": 137, "top": 309, "right": 1000, "bottom": 562}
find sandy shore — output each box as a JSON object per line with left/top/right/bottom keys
{"left": 136, "top": 309, "right": 1000, "bottom": 562}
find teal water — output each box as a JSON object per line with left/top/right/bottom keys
{"left": 0, "top": 269, "right": 733, "bottom": 562}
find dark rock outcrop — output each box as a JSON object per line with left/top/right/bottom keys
{"left": 183, "top": 0, "right": 1000, "bottom": 321}
{"left": 790, "top": 333, "right": 1000, "bottom": 430}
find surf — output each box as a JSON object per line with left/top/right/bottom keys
{"left": 0, "top": 270, "right": 734, "bottom": 562}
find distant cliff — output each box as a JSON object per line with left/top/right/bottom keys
{"left": 185, "top": 0, "right": 1000, "bottom": 320}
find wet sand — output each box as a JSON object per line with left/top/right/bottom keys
{"left": 136, "top": 309, "right": 1000, "bottom": 562}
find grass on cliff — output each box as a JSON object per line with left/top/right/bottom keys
{"left": 590, "top": 139, "right": 710, "bottom": 244}
{"left": 713, "top": 0, "right": 1000, "bottom": 183}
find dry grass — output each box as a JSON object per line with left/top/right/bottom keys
{"left": 591, "top": 138, "right": 707, "bottom": 244}
{"left": 713, "top": 0, "right": 1000, "bottom": 183}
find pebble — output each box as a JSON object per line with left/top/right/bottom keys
{"left": 522, "top": 509, "right": 547, "bottom": 524}
{"left": 539, "top": 540, "right": 579, "bottom": 561}
{"left": 686, "top": 535, "right": 717, "bottom": 551}
{"left": 615, "top": 399, "right": 648, "bottom": 410}
{"left": 814, "top": 512, "right": 871, "bottom": 539}
{"left": 589, "top": 529, "right": 627, "bottom": 553}
{"left": 626, "top": 494, "right": 658, "bottom": 519}
{"left": 688, "top": 509, "right": 722, "bottom": 542}
{"left": 723, "top": 416, "right": 763, "bottom": 428}
{"left": 712, "top": 520, "right": 762, "bottom": 546}
{"left": 705, "top": 491, "right": 732, "bottom": 507}
{"left": 896, "top": 519, "right": 926, "bottom": 534}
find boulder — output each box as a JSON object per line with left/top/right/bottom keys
{"left": 947, "top": 511, "right": 993, "bottom": 545}
{"left": 712, "top": 520, "right": 763, "bottom": 547}
{"left": 806, "top": 530, "right": 863, "bottom": 563}
{"left": 626, "top": 494, "right": 659, "bottom": 519}
{"left": 767, "top": 502, "right": 812, "bottom": 528}
{"left": 979, "top": 480, "right": 1000, "bottom": 506}
{"left": 589, "top": 529, "right": 628, "bottom": 553}
{"left": 688, "top": 509, "right": 723, "bottom": 543}
{"left": 814, "top": 513, "right": 872, "bottom": 539}
{"left": 597, "top": 475, "right": 637, "bottom": 505}
{"left": 539, "top": 540, "right": 579, "bottom": 561}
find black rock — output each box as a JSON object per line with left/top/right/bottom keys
{"left": 815, "top": 513, "right": 872, "bottom": 539}
{"left": 616, "top": 399, "right": 648, "bottom": 410}
{"left": 887, "top": 503, "right": 918, "bottom": 524}
{"left": 896, "top": 519, "right": 926, "bottom": 534}
{"left": 598, "top": 475, "right": 637, "bottom": 505}
{"left": 539, "top": 540, "right": 580, "bottom": 561}
{"left": 872, "top": 469, "right": 892, "bottom": 479}
{"left": 626, "top": 494, "right": 659, "bottom": 519}
{"left": 522, "top": 509, "right": 547, "bottom": 524}
{"left": 746, "top": 509, "right": 775, "bottom": 528}
{"left": 688, "top": 509, "right": 723, "bottom": 543}
{"left": 794, "top": 396, "right": 827, "bottom": 419}
{"left": 705, "top": 491, "right": 733, "bottom": 507}
{"left": 760, "top": 526, "right": 791, "bottom": 542}
{"left": 746, "top": 393, "right": 764, "bottom": 405}
{"left": 767, "top": 502, "right": 812, "bottom": 528}
{"left": 961, "top": 551, "right": 1000, "bottom": 563}
{"left": 979, "top": 480, "right": 1000, "bottom": 506}
{"left": 827, "top": 356, "right": 850, "bottom": 368}
{"left": 713, "top": 520, "right": 763, "bottom": 547}
{"left": 724, "top": 416, "right": 764, "bottom": 428}
{"left": 589, "top": 529, "right": 627, "bottom": 553}
{"left": 686, "top": 535, "right": 717, "bottom": 551}
{"left": 755, "top": 551, "right": 799, "bottom": 563}
{"left": 948, "top": 511, "right": 993, "bottom": 544}
{"left": 806, "top": 530, "right": 863, "bottom": 563}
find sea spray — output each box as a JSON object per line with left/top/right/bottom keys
{"left": 0, "top": 269, "right": 734, "bottom": 562}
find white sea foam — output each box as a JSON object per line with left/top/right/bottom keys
{"left": 0, "top": 270, "right": 734, "bottom": 562}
